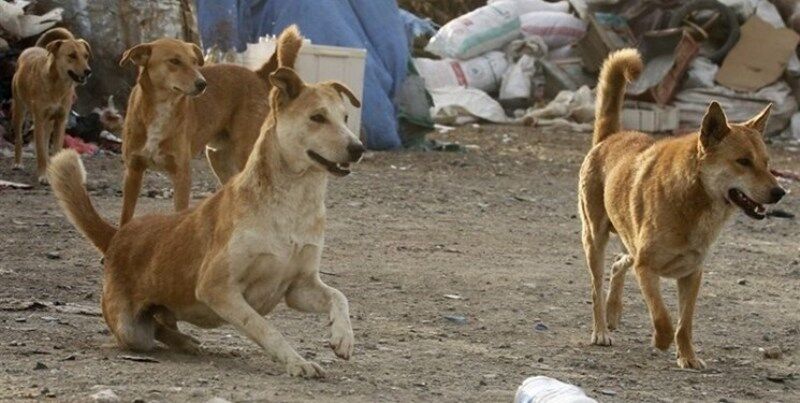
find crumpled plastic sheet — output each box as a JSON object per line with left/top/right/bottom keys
{"left": 519, "top": 85, "right": 595, "bottom": 131}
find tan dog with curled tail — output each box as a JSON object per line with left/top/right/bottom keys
{"left": 579, "top": 48, "right": 786, "bottom": 369}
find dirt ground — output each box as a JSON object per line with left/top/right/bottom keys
{"left": 1, "top": 126, "right": 799, "bottom": 402}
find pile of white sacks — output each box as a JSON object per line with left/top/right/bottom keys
{"left": 413, "top": 0, "right": 589, "bottom": 126}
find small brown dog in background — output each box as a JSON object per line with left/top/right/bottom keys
{"left": 48, "top": 57, "right": 364, "bottom": 377}
{"left": 11, "top": 27, "right": 91, "bottom": 184}
{"left": 579, "top": 49, "right": 786, "bottom": 368}
{"left": 118, "top": 25, "right": 302, "bottom": 225}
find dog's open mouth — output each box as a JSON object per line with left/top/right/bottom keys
{"left": 728, "top": 188, "right": 766, "bottom": 219}
{"left": 68, "top": 71, "right": 86, "bottom": 84}
{"left": 307, "top": 150, "right": 351, "bottom": 177}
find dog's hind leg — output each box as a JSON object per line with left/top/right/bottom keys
{"left": 50, "top": 111, "right": 68, "bottom": 156}
{"left": 675, "top": 270, "right": 705, "bottom": 369}
{"left": 286, "top": 273, "right": 354, "bottom": 360}
{"left": 205, "top": 143, "right": 237, "bottom": 185}
{"left": 102, "top": 295, "right": 156, "bottom": 352}
{"left": 633, "top": 261, "right": 674, "bottom": 351}
{"left": 579, "top": 193, "right": 613, "bottom": 346}
{"left": 606, "top": 253, "right": 633, "bottom": 330}
{"left": 11, "top": 100, "right": 26, "bottom": 170}
{"left": 153, "top": 311, "right": 201, "bottom": 354}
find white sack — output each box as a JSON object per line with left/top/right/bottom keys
{"left": 414, "top": 51, "right": 509, "bottom": 92}
{"left": 426, "top": 1, "right": 521, "bottom": 60}
{"left": 520, "top": 11, "right": 587, "bottom": 49}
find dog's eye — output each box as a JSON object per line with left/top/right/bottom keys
{"left": 69, "top": 53, "right": 77, "bottom": 60}
{"left": 170, "top": 58, "right": 181, "bottom": 66}
{"left": 736, "top": 158, "right": 752, "bottom": 167}
{"left": 310, "top": 114, "right": 326, "bottom": 123}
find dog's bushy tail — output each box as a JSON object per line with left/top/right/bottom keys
{"left": 48, "top": 150, "right": 117, "bottom": 254}
{"left": 256, "top": 25, "right": 303, "bottom": 82}
{"left": 593, "top": 48, "right": 643, "bottom": 145}
{"left": 35, "top": 28, "right": 75, "bottom": 48}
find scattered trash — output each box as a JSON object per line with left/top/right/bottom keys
{"left": 0, "top": 180, "right": 33, "bottom": 190}
{"left": 90, "top": 389, "right": 120, "bottom": 402}
{"left": 33, "top": 361, "right": 47, "bottom": 370}
{"left": 45, "top": 252, "right": 61, "bottom": 260}
{"left": 534, "top": 322, "right": 549, "bottom": 331}
{"left": 599, "top": 389, "right": 617, "bottom": 396}
{"left": 759, "top": 346, "right": 782, "bottom": 359}
{"left": 737, "top": 278, "right": 747, "bottom": 285}
{"left": 515, "top": 376, "right": 597, "bottom": 403}
{"left": 443, "top": 315, "right": 468, "bottom": 325}
{"left": 443, "top": 294, "right": 463, "bottom": 300}
{"left": 119, "top": 355, "right": 160, "bottom": 363}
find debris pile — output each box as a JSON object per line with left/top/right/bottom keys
{"left": 403, "top": 0, "right": 800, "bottom": 142}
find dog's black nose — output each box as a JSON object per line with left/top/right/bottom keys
{"left": 84, "top": 69, "right": 92, "bottom": 77}
{"left": 195, "top": 80, "right": 207, "bottom": 92}
{"left": 347, "top": 143, "right": 365, "bottom": 161}
{"left": 770, "top": 187, "right": 786, "bottom": 203}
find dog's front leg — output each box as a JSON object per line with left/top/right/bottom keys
{"left": 171, "top": 159, "right": 191, "bottom": 212}
{"left": 50, "top": 111, "right": 68, "bottom": 157}
{"left": 197, "top": 267, "right": 325, "bottom": 378}
{"left": 675, "top": 270, "right": 705, "bottom": 369}
{"left": 33, "top": 116, "right": 53, "bottom": 184}
{"left": 286, "top": 274, "right": 354, "bottom": 360}
{"left": 634, "top": 264, "right": 674, "bottom": 351}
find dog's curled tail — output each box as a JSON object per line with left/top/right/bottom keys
{"left": 256, "top": 24, "right": 303, "bottom": 82}
{"left": 593, "top": 48, "right": 643, "bottom": 145}
{"left": 48, "top": 150, "right": 117, "bottom": 254}
{"left": 35, "top": 28, "right": 75, "bottom": 48}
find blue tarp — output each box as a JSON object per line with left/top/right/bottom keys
{"left": 196, "top": 0, "right": 408, "bottom": 150}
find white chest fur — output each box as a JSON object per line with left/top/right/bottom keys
{"left": 227, "top": 175, "right": 328, "bottom": 311}
{"left": 141, "top": 103, "right": 176, "bottom": 168}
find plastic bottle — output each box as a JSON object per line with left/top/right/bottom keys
{"left": 514, "top": 376, "right": 598, "bottom": 403}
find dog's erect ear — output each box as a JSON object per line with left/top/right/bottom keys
{"left": 119, "top": 44, "right": 151, "bottom": 67}
{"left": 700, "top": 101, "right": 730, "bottom": 148}
{"left": 46, "top": 40, "right": 64, "bottom": 55}
{"left": 269, "top": 67, "right": 304, "bottom": 100}
{"left": 190, "top": 43, "right": 204, "bottom": 66}
{"left": 78, "top": 39, "right": 92, "bottom": 58}
{"left": 742, "top": 103, "right": 772, "bottom": 135}
{"left": 326, "top": 81, "right": 361, "bottom": 108}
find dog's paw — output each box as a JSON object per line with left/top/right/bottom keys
{"left": 652, "top": 330, "right": 673, "bottom": 351}
{"left": 286, "top": 359, "right": 326, "bottom": 379}
{"left": 11, "top": 163, "right": 23, "bottom": 171}
{"left": 176, "top": 338, "right": 203, "bottom": 355}
{"left": 38, "top": 175, "right": 49, "bottom": 185}
{"left": 329, "top": 321, "right": 354, "bottom": 360}
{"left": 677, "top": 356, "right": 706, "bottom": 369}
{"left": 591, "top": 330, "right": 613, "bottom": 346}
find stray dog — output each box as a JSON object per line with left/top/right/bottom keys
{"left": 11, "top": 27, "right": 91, "bottom": 184}
{"left": 48, "top": 64, "right": 365, "bottom": 378}
{"left": 579, "top": 49, "right": 786, "bottom": 368}
{"left": 118, "top": 25, "right": 302, "bottom": 225}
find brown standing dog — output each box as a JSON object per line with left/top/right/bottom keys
{"left": 118, "top": 26, "right": 302, "bottom": 225}
{"left": 579, "top": 49, "right": 786, "bottom": 368}
{"left": 48, "top": 63, "right": 365, "bottom": 377}
{"left": 11, "top": 27, "right": 91, "bottom": 184}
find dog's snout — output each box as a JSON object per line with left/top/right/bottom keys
{"left": 84, "top": 69, "right": 92, "bottom": 77}
{"left": 347, "top": 143, "right": 365, "bottom": 162}
{"left": 195, "top": 79, "right": 207, "bottom": 92}
{"left": 770, "top": 187, "right": 786, "bottom": 203}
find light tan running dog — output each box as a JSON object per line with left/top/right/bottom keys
{"left": 11, "top": 27, "right": 91, "bottom": 184}
{"left": 118, "top": 26, "right": 302, "bottom": 225}
{"left": 48, "top": 64, "right": 365, "bottom": 378}
{"left": 579, "top": 49, "right": 786, "bottom": 368}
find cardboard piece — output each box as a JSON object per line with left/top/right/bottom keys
{"left": 716, "top": 16, "right": 800, "bottom": 92}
